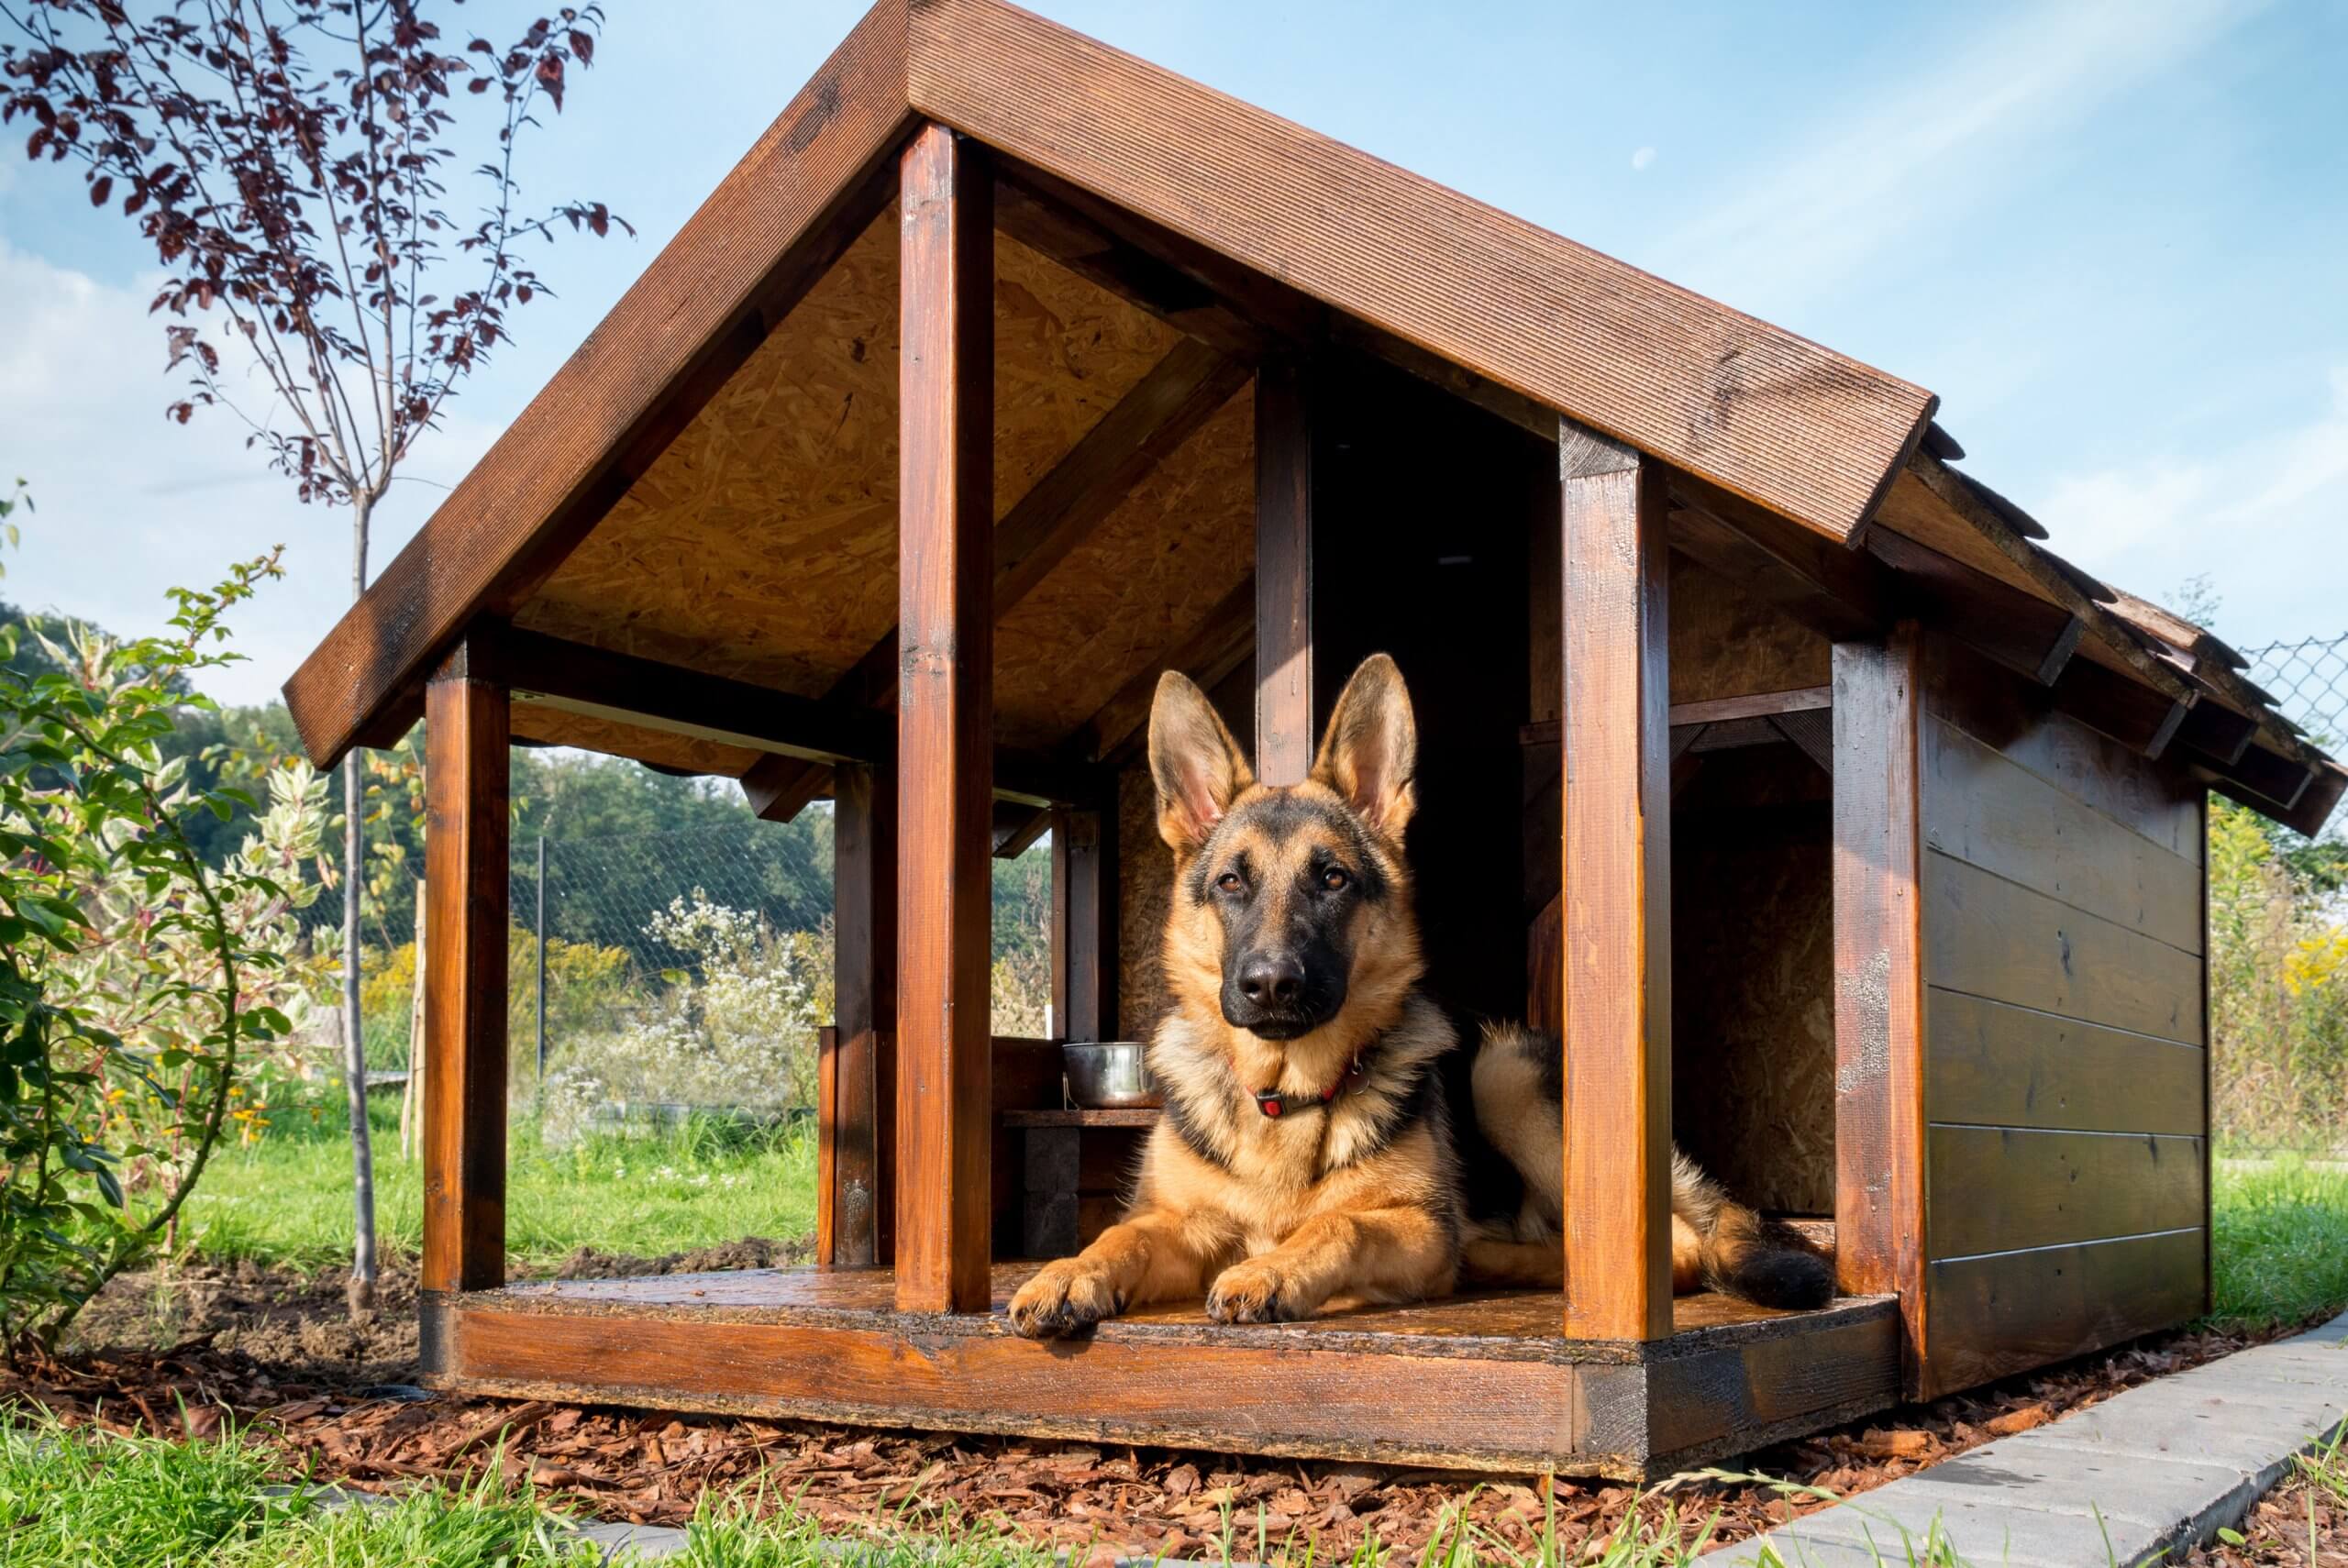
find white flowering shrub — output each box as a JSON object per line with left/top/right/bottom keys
{"left": 540, "top": 892, "right": 832, "bottom": 1138}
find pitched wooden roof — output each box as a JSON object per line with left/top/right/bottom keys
{"left": 282, "top": 0, "right": 2342, "bottom": 834}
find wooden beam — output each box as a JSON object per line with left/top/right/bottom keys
{"left": 2052, "top": 656, "right": 2193, "bottom": 761}
{"left": 1051, "top": 804, "right": 1119, "bottom": 1043}
{"left": 1667, "top": 686, "right": 1831, "bottom": 727}
{"left": 907, "top": 0, "right": 1935, "bottom": 537}
{"left": 500, "top": 626, "right": 892, "bottom": 764}
{"left": 2176, "top": 695, "right": 2257, "bottom": 767}
{"left": 827, "top": 761, "right": 896, "bottom": 1268}
{"left": 894, "top": 124, "right": 995, "bottom": 1315}
{"left": 284, "top": 6, "right": 914, "bottom": 768}
{"left": 991, "top": 801, "right": 1054, "bottom": 858}
{"left": 421, "top": 640, "right": 510, "bottom": 1297}
{"left": 1866, "top": 527, "right": 2084, "bottom": 687}
{"left": 1556, "top": 419, "right": 1672, "bottom": 1342}
{"left": 1069, "top": 577, "right": 1256, "bottom": 770}
{"left": 1255, "top": 353, "right": 1315, "bottom": 786}
{"left": 1831, "top": 623, "right": 1928, "bottom": 1396}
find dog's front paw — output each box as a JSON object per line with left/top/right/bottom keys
{"left": 1007, "top": 1259, "right": 1124, "bottom": 1339}
{"left": 1205, "top": 1258, "right": 1307, "bottom": 1324}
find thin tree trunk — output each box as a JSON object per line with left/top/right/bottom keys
{"left": 343, "top": 493, "right": 377, "bottom": 1310}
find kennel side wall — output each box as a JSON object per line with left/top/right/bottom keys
{"left": 1912, "top": 635, "right": 2210, "bottom": 1398}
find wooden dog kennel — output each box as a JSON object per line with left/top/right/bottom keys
{"left": 282, "top": 0, "right": 2344, "bottom": 1478}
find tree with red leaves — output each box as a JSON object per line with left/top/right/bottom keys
{"left": 1, "top": 0, "right": 630, "bottom": 1308}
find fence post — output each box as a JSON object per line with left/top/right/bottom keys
{"left": 535, "top": 834, "right": 548, "bottom": 1081}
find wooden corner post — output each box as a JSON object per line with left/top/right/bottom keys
{"left": 1556, "top": 420, "right": 1672, "bottom": 1342}
{"left": 1255, "top": 352, "right": 1314, "bottom": 785}
{"left": 824, "top": 760, "right": 897, "bottom": 1267}
{"left": 421, "top": 637, "right": 510, "bottom": 1297}
{"left": 1831, "top": 622, "right": 1928, "bottom": 1386}
{"left": 895, "top": 122, "right": 995, "bottom": 1314}
{"left": 1050, "top": 802, "right": 1118, "bottom": 1043}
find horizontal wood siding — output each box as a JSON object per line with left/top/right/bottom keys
{"left": 1922, "top": 717, "right": 2202, "bottom": 954}
{"left": 1924, "top": 1230, "right": 2207, "bottom": 1392}
{"left": 1926, "top": 1128, "right": 2203, "bottom": 1257}
{"left": 1925, "top": 990, "right": 2203, "bottom": 1136}
{"left": 1917, "top": 642, "right": 2209, "bottom": 1396}
{"left": 1921, "top": 852, "right": 2201, "bottom": 1045}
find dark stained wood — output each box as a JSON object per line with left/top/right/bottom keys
{"left": 285, "top": 6, "right": 914, "bottom": 767}
{"left": 829, "top": 761, "right": 896, "bottom": 1267}
{"left": 989, "top": 1037, "right": 1066, "bottom": 1257}
{"left": 1923, "top": 636, "right": 2205, "bottom": 861}
{"left": 1002, "top": 1108, "right": 1161, "bottom": 1129}
{"left": 991, "top": 801, "right": 1053, "bottom": 859}
{"left": 1923, "top": 1229, "right": 2205, "bottom": 1397}
{"left": 894, "top": 124, "right": 995, "bottom": 1314}
{"left": 743, "top": 755, "right": 833, "bottom": 826}
{"left": 1667, "top": 687, "right": 1831, "bottom": 727}
{"left": 422, "top": 646, "right": 511, "bottom": 1297}
{"left": 426, "top": 1262, "right": 1900, "bottom": 1478}
{"left": 1255, "top": 353, "right": 1315, "bottom": 785}
{"left": 1556, "top": 420, "right": 1672, "bottom": 1342}
{"left": 1867, "top": 526, "right": 2084, "bottom": 688}
{"left": 1922, "top": 850, "right": 2204, "bottom": 1045}
{"left": 497, "top": 626, "right": 892, "bottom": 764}
{"left": 2052, "top": 654, "right": 2193, "bottom": 761}
{"left": 1049, "top": 806, "right": 1118, "bottom": 1041}
{"left": 1926, "top": 1127, "right": 2205, "bottom": 1257}
{"left": 2176, "top": 692, "right": 2258, "bottom": 767}
{"left": 1924, "top": 990, "right": 2205, "bottom": 1137}
{"left": 905, "top": 0, "right": 1936, "bottom": 538}
{"left": 1830, "top": 624, "right": 1928, "bottom": 1390}
{"left": 1922, "top": 714, "right": 2204, "bottom": 953}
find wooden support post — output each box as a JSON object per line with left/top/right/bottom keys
{"left": 421, "top": 641, "right": 509, "bottom": 1297}
{"left": 1832, "top": 622, "right": 1928, "bottom": 1391}
{"left": 1255, "top": 353, "right": 1314, "bottom": 785}
{"left": 894, "top": 122, "right": 995, "bottom": 1314}
{"left": 1556, "top": 421, "right": 1672, "bottom": 1342}
{"left": 1050, "top": 805, "right": 1119, "bottom": 1042}
{"left": 826, "top": 761, "right": 896, "bottom": 1266}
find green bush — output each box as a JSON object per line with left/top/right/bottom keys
{"left": 2210, "top": 801, "right": 2348, "bottom": 1152}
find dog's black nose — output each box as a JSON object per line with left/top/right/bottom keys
{"left": 1237, "top": 955, "right": 1305, "bottom": 1007}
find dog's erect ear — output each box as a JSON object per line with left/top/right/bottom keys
{"left": 1149, "top": 669, "right": 1254, "bottom": 853}
{"left": 1311, "top": 653, "right": 1418, "bottom": 839}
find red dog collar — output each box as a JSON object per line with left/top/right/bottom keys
{"left": 1252, "top": 1048, "right": 1370, "bottom": 1119}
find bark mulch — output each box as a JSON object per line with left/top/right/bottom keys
{"left": 5, "top": 1253, "right": 2325, "bottom": 1562}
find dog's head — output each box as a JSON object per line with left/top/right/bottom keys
{"left": 1149, "top": 653, "right": 1422, "bottom": 1042}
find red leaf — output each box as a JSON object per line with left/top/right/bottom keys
{"left": 569, "top": 29, "right": 593, "bottom": 64}
{"left": 89, "top": 174, "right": 113, "bottom": 206}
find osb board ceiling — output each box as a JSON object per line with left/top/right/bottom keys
{"left": 514, "top": 207, "right": 1182, "bottom": 698}
{"left": 992, "top": 386, "right": 1257, "bottom": 749}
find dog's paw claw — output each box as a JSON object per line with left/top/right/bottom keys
{"left": 1205, "top": 1263, "right": 1303, "bottom": 1325}
{"left": 1007, "top": 1262, "right": 1120, "bottom": 1340}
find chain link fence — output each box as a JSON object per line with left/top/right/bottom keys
{"left": 2245, "top": 631, "right": 2348, "bottom": 754}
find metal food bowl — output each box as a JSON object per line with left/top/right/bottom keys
{"left": 1062, "top": 1042, "right": 1158, "bottom": 1109}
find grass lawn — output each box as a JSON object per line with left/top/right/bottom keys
{"left": 181, "top": 1101, "right": 818, "bottom": 1274}
{"left": 2210, "top": 1156, "right": 2348, "bottom": 1331}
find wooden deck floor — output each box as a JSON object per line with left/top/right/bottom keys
{"left": 422, "top": 1264, "right": 1899, "bottom": 1478}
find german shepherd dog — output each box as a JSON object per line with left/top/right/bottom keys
{"left": 1005, "top": 655, "right": 1831, "bottom": 1339}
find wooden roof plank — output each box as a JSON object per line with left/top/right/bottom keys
{"left": 280, "top": 1, "right": 917, "bottom": 767}
{"left": 906, "top": 0, "right": 1935, "bottom": 539}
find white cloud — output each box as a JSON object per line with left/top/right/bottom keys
{"left": 0, "top": 239, "right": 497, "bottom": 708}
{"left": 1630, "top": 146, "right": 1657, "bottom": 172}
{"left": 1654, "top": 0, "right": 2266, "bottom": 308}
{"left": 2039, "top": 367, "right": 2348, "bottom": 642}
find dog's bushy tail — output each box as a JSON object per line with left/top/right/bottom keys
{"left": 1675, "top": 1152, "right": 1834, "bottom": 1311}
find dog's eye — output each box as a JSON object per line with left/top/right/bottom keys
{"left": 1216, "top": 871, "right": 1244, "bottom": 893}
{"left": 1322, "top": 867, "right": 1350, "bottom": 891}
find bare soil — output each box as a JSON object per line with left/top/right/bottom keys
{"left": 7, "top": 1246, "right": 2323, "bottom": 1562}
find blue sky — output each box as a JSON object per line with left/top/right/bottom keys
{"left": 1, "top": 0, "right": 2342, "bottom": 706}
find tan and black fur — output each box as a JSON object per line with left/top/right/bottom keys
{"left": 1006, "top": 653, "right": 1831, "bottom": 1340}
{"left": 1464, "top": 1023, "right": 1833, "bottom": 1310}
{"left": 1009, "top": 655, "right": 1464, "bottom": 1335}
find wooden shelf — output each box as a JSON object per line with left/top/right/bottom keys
{"left": 1001, "top": 1107, "right": 1161, "bottom": 1129}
